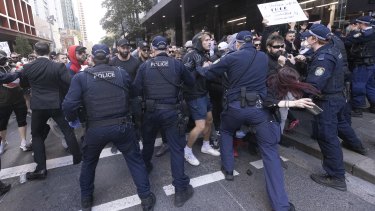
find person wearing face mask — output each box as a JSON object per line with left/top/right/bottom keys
{"left": 344, "top": 16, "right": 375, "bottom": 117}
{"left": 67, "top": 45, "right": 87, "bottom": 76}
{"left": 302, "top": 24, "right": 367, "bottom": 191}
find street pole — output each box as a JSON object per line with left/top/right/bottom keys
{"left": 48, "top": 15, "right": 56, "bottom": 51}
{"left": 181, "top": 0, "right": 187, "bottom": 44}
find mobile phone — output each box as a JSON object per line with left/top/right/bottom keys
{"left": 306, "top": 104, "right": 323, "bottom": 115}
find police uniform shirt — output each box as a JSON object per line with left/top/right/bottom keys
{"left": 305, "top": 43, "right": 341, "bottom": 92}
{"left": 132, "top": 52, "right": 195, "bottom": 103}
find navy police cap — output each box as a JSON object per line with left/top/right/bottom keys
{"left": 92, "top": 44, "right": 110, "bottom": 57}
{"left": 236, "top": 31, "right": 253, "bottom": 43}
{"left": 301, "top": 24, "right": 331, "bottom": 40}
{"left": 152, "top": 36, "right": 168, "bottom": 50}
{"left": 356, "top": 16, "right": 374, "bottom": 25}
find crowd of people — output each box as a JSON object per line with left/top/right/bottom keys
{"left": 0, "top": 13, "right": 374, "bottom": 211}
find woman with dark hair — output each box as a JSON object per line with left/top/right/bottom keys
{"left": 266, "top": 66, "right": 320, "bottom": 132}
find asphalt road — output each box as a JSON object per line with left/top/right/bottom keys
{"left": 0, "top": 115, "right": 374, "bottom": 211}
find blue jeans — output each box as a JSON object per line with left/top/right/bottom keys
{"left": 220, "top": 101, "right": 289, "bottom": 211}
{"left": 141, "top": 109, "right": 190, "bottom": 192}
{"left": 80, "top": 124, "right": 151, "bottom": 199}
{"left": 186, "top": 95, "right": 212, "bottom": 121}
{"left": 351, "top": 64, "right": 375, "bottom": 108}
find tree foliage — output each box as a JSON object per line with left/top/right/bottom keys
{"left": 99, "top": 35, "right": 116, "bottom": 48}
{"left": 14, "top": 36, "right": 33, "bottom": 57}
{"left": 100, "top": 0, "right": 153, "bottom": 40}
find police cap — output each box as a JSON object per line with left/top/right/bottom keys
{"left": 236, "top": 31, "right": 253, "bottom": 43}
{"left": 152, "top": 36, "right": 168, "bottom": 50}
{"left": 92, "top": 44, "right": 110, "bottom": 58}
{"left": 356, "top": 16, "right": 374, "bottom": 25}
{"left": 301, "top": 24, "right": 331, "bottom": 40}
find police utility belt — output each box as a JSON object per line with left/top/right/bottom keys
{"left": 227, "top": 87, "right": 263, "bottom": 108}
{"left": 87, "top": 116, "right": 132, "bottom": 128}
{"left": 316, "top": 92, "right": 345, "bottom": 101}
{"left": 144, "top": 99, "right": 179, "bottom": 112}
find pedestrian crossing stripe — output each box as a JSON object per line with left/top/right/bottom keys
{"left": 249, "top": 156, "right": 288, "bottom": 169}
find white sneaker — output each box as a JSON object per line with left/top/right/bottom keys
{"left": 184, "top": 152, "right": 200, "bottom": 166}
{"left": 20, "top": 140, "right": 32, "bottom": 151}
{"left": 201, "top": 145, "right": 220, "bottom": 156}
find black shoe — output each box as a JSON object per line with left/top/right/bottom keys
{"left": 351, "top": 108, "right": 363, "bottom": 117}
{"left": 174, "top": 184, "right": 194, "bottom": 207}
{"left": 221, "top": 166, "right": 234, "bottom": 181}
{"left": 310, "top": 173, "right": 347, "bottom": 191}
{"left": 288, "top": 202, "right": 295, "bottom": 211}
{"left": 141, "top": 192, "right": 156, "bottom": 211}
{"left": 342, "top": 142, "right": 368, "bottom": 155}
{"left": 26, "top": 169, "right": 47, "bottom": 180}
{"left": 155, "top": 144, "right": 169, "bottom": 157}
{"left": 145, "top": 162, "right": 153, "bottom": 174}
{"left": 81, "top": 195, "right": 93, "bottom": 211}
{"left": 0, "top": 181, "right": 11, "bottom": 196}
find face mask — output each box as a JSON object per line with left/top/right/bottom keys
{"left": 301, "top": 40, "right": 311, "bottom": 49}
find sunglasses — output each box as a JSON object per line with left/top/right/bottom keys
{"left": 77, "top": 51, "right": 86, "bottom": 55}
{"left": 271, "top": 44, "right": 285, "bottom": 49}
{"left": 254, "top": 43, "right": 261, "bottom": 46}
{"left": 11, "top": 57, "right": 19, "bottom": 59}
{"left": 142, "top": 48, "right": 150, "bottom": 52}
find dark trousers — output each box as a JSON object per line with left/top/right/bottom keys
{"left": 338, "top": 101, "right": 364, "bottom": 148}
{"left": 0, "top": 100, "right": 27, "bottom": 130}
{"left": 31, "top": 109, "right": 81, "bottom": 171}
{"left": 314, "top": 98, "right": 346, "bottom": 179}
{"left": 80, "top": 124, "right": 151, "bottom": 199}
{"left": 141, "top": 109, "right": 190, "bottom": 192}
{"left": 220, "top": 101, "right": 289, "bottom": 211}
{"left": 351, "top": 64, "right": 375, "bottom": 108}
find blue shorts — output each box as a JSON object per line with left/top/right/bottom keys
{"left": 187, "top": 96, "right": 212, "bottom": 121}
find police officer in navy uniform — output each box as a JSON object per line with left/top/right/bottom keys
{"left": 345, "top": 16, "right": 375, "bottom": 117}
{"left": 62, "top": 44, "right": 155, "bottom": 211}
{"left": 301, "top": 24, "right": 356, "bottom": 192}
{"left": 197, "top": 31, "right": 296, "bottom": 211}
{"left": 133, "top": 36, "right": 195, "bottom": 207}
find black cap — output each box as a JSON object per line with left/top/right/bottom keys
{"left": 75, "top": 46, "right": 86, "bottom": 52}
{"left": 137, "top": 40, "right": 149, "bottom": 48}
{"left": 117, "top": 38, "right": 130, "bottom": 47}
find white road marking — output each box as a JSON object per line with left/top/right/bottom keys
{"left": 249, "top": 156, "right": 288, "bottom": 169}
{"left": 163, "top": 170, "right": 240, "bottom": 196}
{"left": 87, "top": 194, "right": 141, "bottom": 211}
{"left": 0, "top": 138, "right": 163, "bottom": 180}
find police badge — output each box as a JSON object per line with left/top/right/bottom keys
{"left": 314, "top": 67, "right": 325, "bottom": 76}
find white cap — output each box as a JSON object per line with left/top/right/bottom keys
{"left": 218, "top": 42, "right": 229, "bottom": 51}
{"left": 184, "top": 40, "right": 193, "bottom": 48}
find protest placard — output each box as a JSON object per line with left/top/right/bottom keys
{"left": 0, "top": 42, "right": 11, "bottom": 56}
{"left": 258, "top": 0, "right": 308, "bottom": 26}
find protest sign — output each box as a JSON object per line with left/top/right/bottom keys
{"left": 258, "top": 0, "right": 308, "bottom": 26}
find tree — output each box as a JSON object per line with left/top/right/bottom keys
{"left": 99, "top": 35, "right": 116, "bottom": 48}
{"left": 14, "top": 36, "right": 33, "bottom": 57}
{"left": 100, "top": 0, "right": 153, "bottom": 40}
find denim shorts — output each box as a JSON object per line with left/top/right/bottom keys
{"left": 187, "top": 95, "right": 212, "bottom": 121}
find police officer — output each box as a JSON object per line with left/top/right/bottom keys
{"left": 133, "top": 36, "right": 195, "bottom": 207}
{"left": 62, "top": 44, "right": 155, "bottom": 211}
{"left": 301, "top": 24, "right": 354, "bottom": 191}
{"left": 345, "top": 16, "right": 375, "bottom": 117}
{"left": 197, "top": 31, "right": 297, "bottom": 211}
